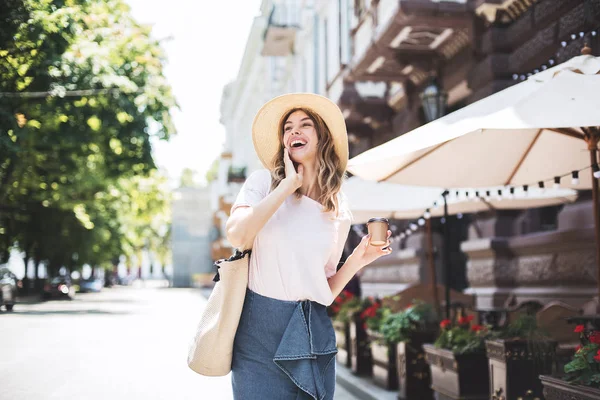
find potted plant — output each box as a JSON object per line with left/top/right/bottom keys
{"left": 424, "top": 313, "right": 491, "bottom": 400}
{"left": 486, "top": 314, "right": 556, "bottom": 400}
{"left": 377, "top": 301, "right": 437, "bottom": 400}
{"left": 364, "top": 301, "right": 395, "bottom": 389}
{"left": 344, "top": 296, "right": 379, "bottom": 376}
{"left": 329, "top": 290, "right": 356, "bottom": 367}
{"left": 540, "top": 324, "right": 600, "bottom": 399}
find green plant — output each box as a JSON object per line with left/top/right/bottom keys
{"left": 362, "top": 302, "right": 390, "bottom": 332}
{"left": 329, "top": 290, "right": 355, "bottom": 320}
{"left": 495, "top": 313, "right": 549, "bottom": 341}
{"left": 378, "top": 301, "right": 437, "bottom": 344}
{"left": 335, "top": 296, "right": 379, "bottom": 324}
{"left": 564, "top": 325, "right": 600, "bottom": 387}
{"left": 434, "top": 314, "right": 491, "bottom": 354}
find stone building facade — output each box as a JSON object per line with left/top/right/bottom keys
{"left": 214, "top": 0, "right": 599, "bottom": 310}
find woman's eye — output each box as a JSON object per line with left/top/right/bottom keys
{"left": 284, "top": 126, "right": 292, "bottom": 132}
{"left": 303, "top": 123, "right": 312, "bottom": 127}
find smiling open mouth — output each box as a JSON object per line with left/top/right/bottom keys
{"left": 290, "top": 139, "right": 307, "bottom": 149}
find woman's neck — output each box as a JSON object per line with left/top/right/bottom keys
{"left": 299, "top": 162, "right": 320, "bottom": 200}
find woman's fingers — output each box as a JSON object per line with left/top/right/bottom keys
{"left": 283, "top": 148, "right": 292, "bottom": 169}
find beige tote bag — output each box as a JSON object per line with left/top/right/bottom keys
{"left": 187, "top": 249, "right": 250, "bottom": 376}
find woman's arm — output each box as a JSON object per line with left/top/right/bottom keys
{"left": 327, "top": 231, "right": 392, "bottom": 300}
{"left": 226, "top": 179, "right": 295, "bottom": 249}
{"left": 226, "top": 148, "right": 303, "bottom": 249}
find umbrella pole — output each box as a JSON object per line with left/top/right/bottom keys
{"left": 442, "top": 191, "right": 451, "bottom": 319}
{"left": 590, "top": 146, "right": 600, "bottom": 305}
{"left": 426, "top": 218, "right": 441, "bottom": 318}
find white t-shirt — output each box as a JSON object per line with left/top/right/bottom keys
{"left": 231, "top": 169, "right": 352, "bottom": 306}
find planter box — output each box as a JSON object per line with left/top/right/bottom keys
{"left": 333, "top": 320, "right": 351, "bottom": 367}
{"left": 397, "top": 330, "right": 437, "bottom": 400}
{"left": 540, "top": 375, "right": 600, "bottom": 400}
{"left": 367, "top": 330, "right": 398, "bottom": 390}
{"left": 350, "top": 313, "right": 372, "bottom": 376}
{"left": 424, "top": 344, "right": 489, "bottom": 400}
{"left": 486, "top": 339, "right": 556, "bottom": 400}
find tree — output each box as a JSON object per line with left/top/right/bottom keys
{"left": 0, "top": 0, "right": 176, "bottom": 285}
{"left": 205, "top": 158, "right": 220, "bottom": 184}
{"left": 180, "top": 168, "right": 198, "bottom": 188}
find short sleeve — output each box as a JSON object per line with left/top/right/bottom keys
{"left": 231, "top": 169, "right": 272, "bottom": 214}
{"left": 324, "top": 193, "right": 352, "bottom": 278}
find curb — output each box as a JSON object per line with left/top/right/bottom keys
{"left": 335, "top": 363, "right": 398, "bottom": 400}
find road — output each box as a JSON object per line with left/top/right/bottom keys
{"left": 0, "top": 284, "right": 357, "bottom": 400}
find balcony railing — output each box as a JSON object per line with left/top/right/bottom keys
{"left": 227, "top": 166, "right": 247, "bottom": 183}
{"left": 261, "top": 3, "right": 301, "bottom": 57}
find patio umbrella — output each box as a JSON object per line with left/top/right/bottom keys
{"left": 343, "top": 177, "right": 578, "bottom": 316}
{"left": 347, "top": 51, "right": 600, "bottom": 302}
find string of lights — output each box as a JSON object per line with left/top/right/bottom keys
{"left": 512, "top": 28, "right": 598, "bottom": 81}
{"left": 354, "top": 163, "right": 598, "bottom": 244}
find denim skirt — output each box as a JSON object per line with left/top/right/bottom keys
{"left": 231, "top": 288, "right": 337, "bottom": 400}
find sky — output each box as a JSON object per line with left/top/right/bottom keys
{"left": 125, "top": 0, "right": 263, "bottom": 186}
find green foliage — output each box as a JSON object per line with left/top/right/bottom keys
{"left": 334, "top": 296, "right": 378, "bottom": 324}
{"left": 564, "top": 326, "right": 600, "bottom": 387}
{"left": 363, "top": 304, "right": 389, "bottom": 332}
{"left": 434, "top": 315, "right": 491, "bottom": 354}
{"left": 495, "top": 314, "right": 549, "bottom": 341}
{"left": 0, "top": 0, "right": 176, "bottom": 273}
{"left": 378, "top": 301, "right": 437, "bottom": 344}
{"left": 180, "top": 168, "right": 199, "bottom": 188}
{"left": 205, "top": 159, "right": 219, "bottom": 184}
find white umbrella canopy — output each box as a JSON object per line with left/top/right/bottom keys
{"left": 342, "top": 177, "right": 441, "bottom": 224}
{"left": 343, "top": 177, "right": 578, "bottom": 222}
{"left": 347, "top": 54, "right": 600, "bottom": 189}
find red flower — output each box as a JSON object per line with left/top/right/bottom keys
{"left": 440, "top": 319, "right": 451, "bottom": 329}
{"left": 575, "top": 345, "right": 582, "bottom": 353}
{"left": 458, "top": 315, "right": 474, "bottom": 325}
{"left": 594, "top": 349, "right": 600, "bottom": 362}
{"left": 574, "top": 325, "right": 585, "bottom": 333}
{"left": 331, "top": 305, "right": 340, "bottom": 314}
{"left": 471, "top": 324, "right": 485, "bottom": 332}
{"left": 589, "top": 331, "right": 600, "bottom": 344}
{"left": 405, "top": 303, "right": 413, "bottom": 309}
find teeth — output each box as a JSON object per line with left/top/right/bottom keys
{"left": 291, "top": 140, "right": 306, "bottom": 147}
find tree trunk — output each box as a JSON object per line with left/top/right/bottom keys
{"left": 34, "top": 256, "right": 42, "bottom": 293}
{"left": 22, "top": 250, "right": 30, "bottom": 295}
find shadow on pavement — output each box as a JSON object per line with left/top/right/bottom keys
{"left": 2, "top": 309, "right": 132, "bottom": 316}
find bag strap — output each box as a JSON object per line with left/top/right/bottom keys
{"left": 212, "top": 249, "right": 252, "bottom": 282}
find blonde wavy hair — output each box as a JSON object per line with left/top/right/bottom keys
{"left": 270, "top": 107, "right": 346, "bottom": 216}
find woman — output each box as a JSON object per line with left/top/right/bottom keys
{"left": 226, "top": 93, "right": 392, "bottom": 400}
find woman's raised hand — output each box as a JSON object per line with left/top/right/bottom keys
{"left": 282, "top": 148, "right": 303, "bottom": 193}
{"left": 349, "top": 230, "right": 393, "bottom": 270}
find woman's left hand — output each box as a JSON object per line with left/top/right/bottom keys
{"left": 348, "top": 230, "right": 393, "bottom": 270}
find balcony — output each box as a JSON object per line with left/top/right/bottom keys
{"left": 261, "top": 3, "right": 301, "bottom": 56}
{"left": 328, "top": 70, "right": 395, "bottom": 156}
{"left": 475, "top": 0, "right": 539, "bottom": 24}
{"left": 349, "top": 0, "right": 472, "bottom": 85}
{"left": 227, "top": 166, "right": 246, "bottom": 183}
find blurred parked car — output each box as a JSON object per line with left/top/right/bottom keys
{"left": 78, "top": 278, "right": 103, "bottom": 293}
{"left": 42, "top": 276, "right": 76, "bottom": 300}
{"left": 0, "top": 267, "right": 17, "bottom": 312}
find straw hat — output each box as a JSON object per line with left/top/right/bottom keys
{"left": 251, "top": 93, "right": 349, "bottom": 171}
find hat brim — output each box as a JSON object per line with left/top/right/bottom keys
{"left": 252, "top": 93, "right": 349, "bottom": 171}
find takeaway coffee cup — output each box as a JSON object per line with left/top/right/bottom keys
{"left": 367, "top": 217, "right": 389, "bottom": 246}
